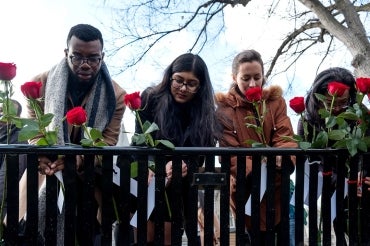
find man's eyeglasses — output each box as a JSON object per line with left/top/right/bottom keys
{"left": 69, "top": 56, "right": 102, "bottom": 67}
{"left": 170, "top": 77, "right": 200, "bottom": 93}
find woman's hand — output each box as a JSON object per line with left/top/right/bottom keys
{"left": 276, "top": 156, "right": 282, "bottom": 169}
{"left": 165, "top": 160, "right": 188, "bottom": 181}
{"left": 364, "top": 176, "right": 370, "bottom": 191}
{"left": 38, "top": 155, "right": 65, "bottom": 175}
{"left": 148, "top": 169, "right": 155, "bottom": 184}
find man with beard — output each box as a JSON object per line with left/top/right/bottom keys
{"left": 19, "top": 24, "right": 126, "bottom": 245}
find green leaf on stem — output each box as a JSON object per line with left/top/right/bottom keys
{"left": 36, "top": 138, "right": 51, "bottom": 146}
{"left": 281, "top": 135, "right": 303, "bottom": 143}
{"left": 142, "top": 121, "right": 152, "bottom": 133}
{"left": 245, "top": 123, "right": 258, "bottom": 129}
{"left": 315, "top": 93, "right": 327, "bottom": 103}
{"left": 145, "top": 133, "right": 155, "bottom": 147}
{"left": 39, "top": 113, "right": 54, "bottom": 128}
{"left": 312, "top": 131, "right": 328, "bottom": 148}
{"left": 345, "top": 139, "right": 358, "bottom": 157}
{"left": 10, "top": 117, "right": 23, "bottom": 128}
{"left": 318, "top": 108, "right": 330, "bottom": 118}
{"left": 81, "top": 138, "right": 94, "bottom": 147}
{"left": 18, "top": 120, "right": 40, "bottom": 141}
{"left": 89, "top": 127, "right": 104, "bottom": 141}
{"left": 337, "top": 111, "right": 359, "bottom": 121}
{"left": 357, "top": 140, "right": 368, "bottom": 153}
{"left": 244, "top": 139, "right": 266, "bottom": 147}
{"left": 95, "top": 141, "right": 108, "bottom": 147}
{"left": 332, "top": 139, "right": 347, "bottom": 149}
{"left": 298, "top": 141, "right": 312, "bottom": 150}
{"left": 326, "top": 115, "right": 337, "bottom": 128}
{"left": 252, "top": 142, "right": 265, "bottom": 148}
{"left": 362, "top": 136, "right": 370, "bottom": 147}
{"left": 144, "top": 122, "right": 160, "bottom": 134}
{"left": 132, "top": 133, "right": 147, "bottom": 145}
{"left": 328, "top": 129, "right": 346, "bottom": 141}
{"left": 44, "top": 130, "right": 57, "bottom": 145}
{"left": 154, "top": 139, "right": 175, "bottom": 149}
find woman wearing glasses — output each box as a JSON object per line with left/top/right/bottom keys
{"left": 297, "top": 67, "right": 357, "bottom": 138}
{"left": 132, "top": 53, "right": 221, "bottom": 245}
{"left": 297, "top": 67, "right": 358, "bottom": 245}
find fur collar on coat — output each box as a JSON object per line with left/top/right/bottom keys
{"left": 215, "top": 84, "right": 283, "bottom": 108}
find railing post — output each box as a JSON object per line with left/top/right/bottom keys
{"left": 4, "top": 154, "right": 20, "bottom": 245}
{"left": 361, "top": 153, "right": 370, "bottom": 244}
{"left": 279, "top": 155, "right": 292, "bottom": 244}
{"left": 348, "top": 154, "right": 360, "bottom": 244}
{"left": 136, "top": 155, "right": 149, "bottom": 245}
{"left": 64, "top": 154, "right": 77, "bottom": 246}
{"left": 235, "top": 155, "right": 248, "bottom": 245}
{"left": 101, "top": 154, "right": 114, "bottom": 244}
{"left": 115, "top": 154, "right": 133, "bottom": 246}
{"left": 219, "top": 154, "right": 231, "bottom": 246}
{"left": 294, "top": 154, "right": 306, "bottom": 245}
{"left": 24, "top": 154, "right": 39, "bottom": 245}
{"left": 308, "top": 156, "right": 319, "bottom": 245}
{"left": 265, "top": 155, "right": 276, "bottom": 245}
{"left": 321, "top": 154, "right": 334, "bottom": 246}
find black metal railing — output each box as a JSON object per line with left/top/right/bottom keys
{"left": 0, "top": 145, "right": 369, "bottom": 245}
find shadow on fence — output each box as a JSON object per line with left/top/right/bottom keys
{"left": 0, "top": 145, "right": 369, "bottom": 245}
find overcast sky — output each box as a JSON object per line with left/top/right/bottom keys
{"left": 0, "top": 0, "right": 356, "bottom": 137}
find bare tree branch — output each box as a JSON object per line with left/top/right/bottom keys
{"left": 266, "top": 20, "right": 324, "bottom": 78}
{"left": 105, "top": 0, "right": 370, "bottom": 78}
{"left": 107, "top": 1, "right": 232, "bottom": 70}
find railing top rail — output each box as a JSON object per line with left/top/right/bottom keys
{"left": 0, "top": 144, "right": 366, "bottom": 156}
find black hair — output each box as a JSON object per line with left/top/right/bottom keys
{"left": 66, "top": 24, "right": 103, "bottom": 49}
{"left": 305, "top": 67, "right": 356, "bottom": 127}
{"left": 142, "top": 53, "right": 221, "bottom": 147}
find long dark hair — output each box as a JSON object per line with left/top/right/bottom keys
{"left": 305, "top": 67, "right": 356, "bottom": 127}
{"left": 143, "top": 53, "right": 220, "bottom": 147}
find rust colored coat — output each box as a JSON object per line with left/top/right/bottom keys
{"left": 215, "top": 84, "right": 297, "bottom": 231}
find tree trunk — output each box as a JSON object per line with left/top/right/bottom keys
{"left": 298, "top": 0, "right": 370, "bottom": 77}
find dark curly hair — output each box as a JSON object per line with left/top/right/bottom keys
{"left": 66, "top": 24, "right": 103, "bottom": 50}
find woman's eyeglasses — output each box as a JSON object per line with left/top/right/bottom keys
{"left": 171, "top": 77, "right": 200, "bottom": 93}
{"left": 324, "top": 98, "right": 350, "bottom": 111}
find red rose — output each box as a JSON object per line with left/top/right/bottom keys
{"left": 356, "top": 77, "right": 370, "bottom": 94}
{"left": 289, "top": 96, "right": 305, "bottom": 114}
{"left": 66, "top": 106, "right": 87, "bottom": 126}
{"left": 0, "top": 62, "right": 17, "bottom": 81}
{"left": 20, "top": 81, "right": 42, "bottom": 99}
{"left": 124, "top": 91, "right": 141, "bottom": 110}
{"left": 245, "top": 87, "right": 262, "bottom": 103}
{"left": 327, "top": 81, "right": 350, "bottom": 97}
